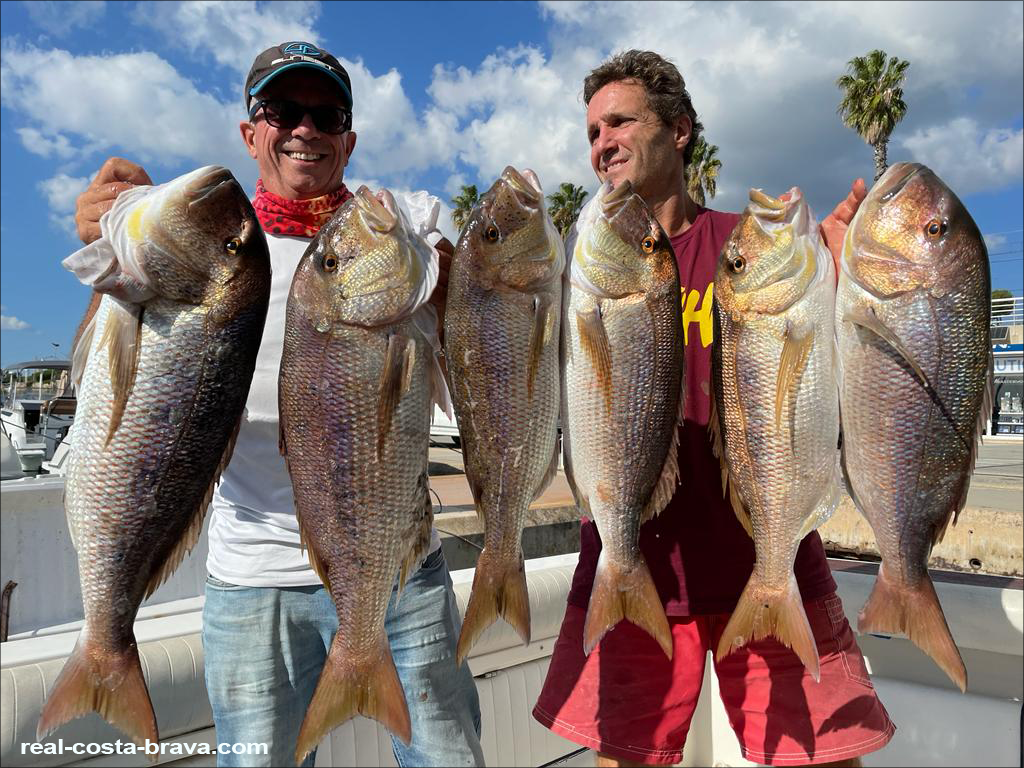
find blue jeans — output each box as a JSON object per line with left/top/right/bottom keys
{"left": 203, "top": 547, "right": 484, "bottom": 767}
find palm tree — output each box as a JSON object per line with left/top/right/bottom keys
{"left": 450, "top": 184, "right": 479, "bottom": 233}
{"left": 547, "top": 183, "right": 589, "bottom": 238}
{"left": 685, "top": 136, "right": 721, "bottom": 207}
{"left": 836, "top": 49, "right": 910, "bottom": 181}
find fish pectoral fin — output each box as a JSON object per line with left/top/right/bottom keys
{"left": 526, "top": 294, "right": 556, "bottom": 400}
{"left": 71, "top": 299, "right": 101, "bottom": 393}
{"left": 101, "top": 301, "right": 143, "bottom": 446}
{"left": 775, "top": 320, "right": 814, "bottom": 432}
{"left": 576, "top": 306, "right": 613, "bottom": 413}
{"left": 376, "top": 333, "right": 413, "bottom": 460}
{"left": 844, "top": 303, "right": 936, "bottom": 395}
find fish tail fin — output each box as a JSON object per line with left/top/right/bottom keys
{"left": 584, "top": 554, "right": 672, "bottom": 660}
{"left": 859, "top": 565, "right": 966, "bottom": 692}
{"left": 715, "top": 574, "right": 820, "bottom": 681}
{"left": 37, "top": 634, "right": 157, "bottom": 749}
{"left": 295, "top": 634, "right": 411, "bottom": 765}
{"left": 457, "top": 547, "right": 530, "bottom": 665}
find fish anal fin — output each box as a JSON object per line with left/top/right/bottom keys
{"left": 397, "top": 482, "right": 433, "bottom": 596}
{"left": 576, "top": 307, "right": 613, "bottom": 414}
{"left": 102, "top": 302, "right": 143, "bottom": 446}
{"left": 775, "top": 321, "right": 814, "bottom": 432}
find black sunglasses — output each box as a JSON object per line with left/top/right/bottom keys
{"left": 248, "top": 99, "right": 352, "bottom": 134}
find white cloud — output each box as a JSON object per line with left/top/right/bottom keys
{"left": 1, "top": 315, "right": 31, "bottom": 331}
{"left": 15, "top": 127, "right": 78, "bottom": 160}
{"left": 984, "top": 233, "right": 1008, "bottom": 250}
{"left": 37, "top": 174, "right": 91, "bottom": 237}
{"left": 900, "top": 119, "right": 1024, "bottom": 197}
{"left": 23, "top": 0, "right": 105, "bottom": 38}
{"left": 0, "top": 42, "right": 254, "bottom": 185}
{"left": 131, "top": 1, "right": 322, "bottom": 77}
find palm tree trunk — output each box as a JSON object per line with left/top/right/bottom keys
{"left": 873, "top": 140, "right": 888, "bottom": 181}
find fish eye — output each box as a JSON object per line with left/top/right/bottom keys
{"left": 225, "top": 237, "right": 242, "bottom": 254}
{"left": 641, "top": 236, "right": 657, "bottom": 254}
{"left": 728, "top": 256, "right": 746, "bottom": 274}
{"left": 484, "top": 225, "right": 500, "bottom": 243}
{"left": 323, "top": 255, "right": 338, "bottom": 272}
{"left": 925, "top": 219, "right": 948, "bottom": 239}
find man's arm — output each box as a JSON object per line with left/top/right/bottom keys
{"left": 70, "top": 157, "right": 153, "bottom": 353}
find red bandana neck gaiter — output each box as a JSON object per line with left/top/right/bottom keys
{"left": 252, "top": 179, "right": 353, "bottom": 238}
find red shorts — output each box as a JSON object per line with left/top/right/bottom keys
{"left": 533, "top": 593, "right": 894, "bottom": 765}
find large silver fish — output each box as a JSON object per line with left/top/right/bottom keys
{"left": 711, "top": 188, "right": 842, "bottom": 680}
{"left": 837, "top": 162, "right": 992, "bottom": 692}
{"left": 445, "top": 167, "right": 564, "bottom": 664}
{"left": 279, "top": 186, "right": 445, "bottom": 763}
{"left": 562, "top": 180, "right": 684, "bottom": 660}
{"left": 39, "top": 167, "right": 270, "bottom": 746}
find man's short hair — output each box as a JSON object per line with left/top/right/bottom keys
{"left": 583, "top": 50, "right": 703, "bottom": 167}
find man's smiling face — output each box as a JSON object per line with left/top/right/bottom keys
{"left": 586, "top": 79, "right": 688, "bottom": 203}
{"left": 241, "top": 69, "right": 356, "bottom": 200}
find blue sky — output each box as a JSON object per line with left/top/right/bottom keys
{"left": 1, "top": 0, "right": 1022, "bottom": 367}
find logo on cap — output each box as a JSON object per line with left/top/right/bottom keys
{"left": 283, "top": 42, "right": 322, "bottom": 57}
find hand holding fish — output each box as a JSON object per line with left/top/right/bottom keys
{"left": 820, "top": 178, "right": 868, "bottom": 282}
{"left": 74, "top": 157, "right": 153, "bottom": 245}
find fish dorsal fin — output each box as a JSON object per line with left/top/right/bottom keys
{"left": 576, "top": 306, "right": 613, "bottom": 414}
{"left": 377, "top": 332, "right": 414, "bottom": 461}
{"left": 937, "top": 351, "right": 995, "bottom": 544}
{"left": 527, "top": 294, "right": 557, "bottom": 400}
{"left": 101, "top": 301, "right": 143, "bottom": 446}
{"left": 397, "top": 475, "right": 434, "bottom": 598}
{"left": 798, "top": 454, "right": 843, "bottom": 540}
{"left": 145, "top": 407, "right": 247, "bottom": 598}
{"left": 776, "top": 320, "right": 814, "bottom": 432}
{"left": 641, "top": 375, "right": 686, "bottom": 525}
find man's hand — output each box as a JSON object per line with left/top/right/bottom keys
{"left": 75, "top": 157, "right": 153, "bottom": 245}
{"left": 820, "top": 179, "right": 867, "bottom": 284}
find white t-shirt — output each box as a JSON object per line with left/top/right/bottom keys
{"left": 207, "top": 193, "right": 443, "bottom": 587}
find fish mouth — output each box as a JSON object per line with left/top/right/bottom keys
{"left": 185, "top": 166, "right": 235, "bottom": 207}
{"left": 355, "top": 186, "right": 399, "bottom": 233}
{"left": 877, "top": 163, "right": 923, "bottom": 203}
{"left": 601, "top": 180, "right": 633, "bottom": 218}
{"left": 500, "top": 166, "right": 542, "bottom": 208}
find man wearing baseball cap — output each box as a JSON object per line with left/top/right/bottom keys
{"left": 73, "top": 41, "right": 483, "bottom": 767}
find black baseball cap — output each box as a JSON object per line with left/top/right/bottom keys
{"left": 245, "top": 42, "right": 353, "bottom": 110}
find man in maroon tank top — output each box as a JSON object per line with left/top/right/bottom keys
{"left": 532, "top": 50, "right": 893, "bottom": 767}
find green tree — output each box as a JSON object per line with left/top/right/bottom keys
{"left": 992, "top": 289, "right": 1014, "bottom": 317}
{"left": 686, "top": 136, "right": 721, "bottom": 207}
{"left": 547, "top": 183, "right": 589, "bottom": 239}
{"left": 450, "top": 184, "right": 479, "bottom": 233}
{"left": 836, "top": 49, "right": 910, "bottom": 182}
